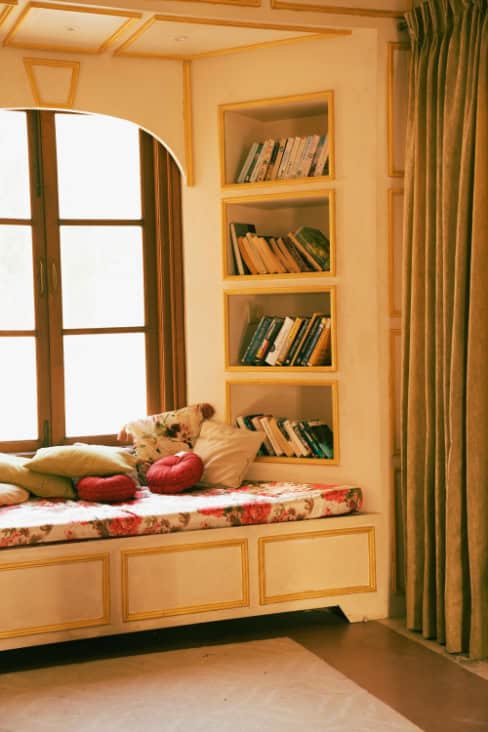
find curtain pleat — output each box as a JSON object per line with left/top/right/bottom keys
{"left": 401, "top": 0, "right": 488, "bottom": 659}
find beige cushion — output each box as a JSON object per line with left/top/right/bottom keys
{"left": 0, "top": 454, "right": 75, "bottom": 499}
{"left": 193, "top": 420, "right": 264, "bottom": 489}
{"left": 26, "top": 444, "right": 136, "bottom": 478}
{"left": 0, "top": 482, "right": 30, "bottom": 506}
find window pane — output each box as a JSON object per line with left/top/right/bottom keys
{"left": 64, "top": 334, "right": 147, "bottom": 436}
{"left": 0, "top": 338, "right": 37, "bottom": 441}
{"left": 0, "top": 111, "right": 31, "bottom": 218}
{"left": 0, "top": 226, "right": 35, "bottom": 330}
{"left": 55, "top": 114, "right": 141, "bottom": 219}
{"left": 60, "top": 226, "right": 144, "bottom": 329}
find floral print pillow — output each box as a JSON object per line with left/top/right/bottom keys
{"left": 119, "top": 403, "right": 214, "bottom": 482}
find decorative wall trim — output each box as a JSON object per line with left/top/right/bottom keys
{"left": 3, "top": 2, "right": 141, "bottom": 55}
{"left": 171, "top": 0, "right": 261, "bottom": 5}
{"left": 387, "top": 41, "right": 410, "bottom": 177}
{"left": 121, "top": 539, "right": 250, "bottom": 622}
{"left": 388, "top": 187, "right": 404, "bottom": 318}
{"left": 183, "top": 60, "right": 194, "bottom": 186}
{"left": 0, "top": 553, "right": 110, "bottom": 640}
{"left": 258, "top": 526, "right": 376, "bottom": 604}
{"left": 270, "top": 0, "right": 406, "bottom": 19}
{"left": 390, "top": 327, "right": 401, "bottom": 456}
{"left": 114, "top": 14, "right": 349, "bottom": 60}
{"left": 23, "top": 57, "right": 80, "bottom": 108}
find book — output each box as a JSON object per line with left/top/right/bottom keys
{"left": 287, "top": 136, "right": 308, "bottom": 178}
{"left": 244, "top": 142, "right": 264, "bottom": 183}
{"left": 258, "top": 416, "right": 283, "bottom": 456}
{"left": 276, "top": 137, "right": 296, "bottom": 179}
{"left": 237, "top": 236, "right": 258, "bottom": 275}
{"left": 236, "top": 141, "right": 259, "bottom": 183}
{"left": 272, "top": 236, "right": 301, "bottom": 273}
{"left": 307, "top": 420, "right": 333, "bottom": 458}
{"left": 307, "top": 317, "right": 332, "bottom": 366}
{"left": 264, "top": 315, "right": 295, "bottom": 366}
{"left": 294, "top": 313, "right": 326, "bottom": 366}
{"left": 280, "top": 236, "right": 314, "bottom": 272}
{"left": 312, "top": 134, "right": 329, "bottom": 176}
{"left": 240, "top": 315, "right": 272, "bottom": 364}
{"left": 229, "top": 222, "right": 256, "bottom": 275}
{"left": 250, "top": 414, "right": 274, "bottom": 455}
{"left": 297, "top": 420, "right": 325, "bottom": 457}
{"left": 294, "top": 226, "right": 330, "bottom": 271}
{"left": 286, "top": 231, "right": 323, "bottom": 271}
{"left": 253, "top": 316, "right": 285, "bottom": 363}
{"left": 266, "top": 236, "right": 292, "bottom": 273}
{"left": 295, "top": 314, "right": 327, "bottom": 366}
{"left": 296, "top": 134, "right": 320, "bottom": 178}
{"left": 286, "top": 420, "right": 313, "bottom": 456}
{"left": 268, "top": 137, "right": 287, "bottom": 180}
{"left": 283, "top": 316, "right": 311, "bottom": 366}
{"left": 269, "top": 416, "right": 295, "bottom": 456}
{"left": 251, "top": 138, "right": 275, "bottom": 183}
{"left": 244, "top": 233, "right": 268, "bottom": 274}
{"left": 275, "top": 316, "right": 303, "bottom": 365}
{"left": 288, "top": 314, "right": 320, "bottom": 366}
{"left": 276, "top": 417, "right": 298, "bottom": 456}
{"left": 309, "top": 135, "right": 326, "bottom": 176}
{"left": 281, "top": 136, "right": 302, "bottom": 179}
{"left": 251, "top": 235, "right": 284, "bottom": 274}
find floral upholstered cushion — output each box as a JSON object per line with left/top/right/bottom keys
{"left": 120, "top": 403, "right": 214, "bottom": 480}
{"left": 0, "top": 481, "right": 362, "bottom": 548}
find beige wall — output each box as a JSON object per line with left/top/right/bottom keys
{"left": 0, "top": 14, "right": 405, "bottom": 616}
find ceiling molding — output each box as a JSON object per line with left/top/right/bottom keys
{"left": 3, "top": 2, "right": 142, "bottom": 54}
{"left": 23, "top": 56, "right": 80, "bottom": 107}
{"left": 0, "top": 2, "right": 17, "bottom": 30}
{"left": 270, "top": 0, "right": 407, "bottom": 19}
{"left": 114, "top": 14, "right": 350, "bottom": 60}
{"left": 171, "top": 0, "right": 261, "bottom": 5}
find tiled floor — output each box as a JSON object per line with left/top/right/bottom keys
{"left": 1, "top": 610, "right": 487, "bottom": 732}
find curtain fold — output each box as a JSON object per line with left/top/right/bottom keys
{"left": 401, "top": 0, "right": 488, "bottom": 659}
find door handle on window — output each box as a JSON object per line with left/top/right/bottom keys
{"left": 39, "top": 259, "right": 46, "bottom": 296}
{"left": 50, "top": 261, "right": 58, "bottom": 294}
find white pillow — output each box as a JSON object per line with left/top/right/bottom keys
{"left": 0, "top": 483, "right": 30, "bottom": 506}
{"left": 193, "top": 420, "right": 264, "bottom": 489}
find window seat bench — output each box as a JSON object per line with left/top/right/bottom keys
{"left": 0, "top": 481, "right": 382, "bottom": 652}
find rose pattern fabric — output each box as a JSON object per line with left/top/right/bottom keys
{"left": 0, "top": 481, "right": 362, "bottom": 548}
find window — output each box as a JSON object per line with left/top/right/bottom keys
{"left": 0, "top": 109, "right": 186, "bottom": 453}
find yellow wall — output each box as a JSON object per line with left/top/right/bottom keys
{"left": 0, "top": 12, "right": 406, "bottom": 616}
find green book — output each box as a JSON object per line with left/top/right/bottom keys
{"left": 294, "top": 226, "right": 330, "bottom": 271}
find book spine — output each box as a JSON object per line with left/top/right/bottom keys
{"left": 280, "top": 236, "right": 313, "bottom": 272}
{"left": 254, "top": 139, "right": 276, "bottom": 182}
{"left": 298, "top": 420, "right": 326, "bottom": 458}
{"left": 229, "top": 224, "right": 245, "bottom": 275}
{"left": 258, "top": 417, "right": 282, "bottom": 456}
{"left": 250, "top": 415, "right": 273, "bottom": 455}
{"left": 268, "top": 137, "right": 287, "bottom": 180}
{"left": 282, "top": 419, "right": 307, "bottom": 456}
{"left": 275, "top": 316, "right": 302, "bottom": 365}
{"left": 288, "top": 137, "right": 308, "bottom": 178}
{"left": 240, "top": 316, "right": 271, "bottom": 364}
{"left": 287, "top": 232, "right": 323, "bottom": 271}
{"left": 307, "top": 317, "right": 332, "bottom": 366}
{"left": 264, "top": 140, "right": 280, "bottom": 181}
{"left": 309, "top": 135, "right": 325, "bottom": 176}
{"left": 307, "top": 422, "right": 334, "bottom": 458}
{"left": 312, "top": 134, "right": 329, "bottom": 177}
{"left": 253, "top": 317, "right": 285, "bottom": 364}
{"left": 297, "top": 135, "right": 320, "bottom": 178}
{"left": 275, "top": 417, "right": 297, "bottom": 456}
{"left": 288, "top": 420, "right": 313, "bottom": 456}
{"left": 283, "top": 317, "right": 311, "bottom": 366}
{"left": 244, "top": 142, "right": 263, "bottom": 183}
{"left": 276, "top": 137, "right": 295, "bottom": 179}
{"left": 236, "top": 141, "right": 259, "bottom": 183}
{"left": 293, "top": 228, "right": 329, "bottom": 270}
{"left": 264, "top": 316, "right": 295, "bottom": 366}
{"left": 296, "top": 316, "right": 327, "bottom": 366}
{"left": 282, "top": 136, "right": 302, "bottom": 179}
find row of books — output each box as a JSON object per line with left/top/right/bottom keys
{"left": 235, "top": 134, "right": 329, "bottom": 184}
{"left": 240, "top": 312, "right": 332, "bottom": 367}
{"left": 230, "top": 223, "right": 330, "bottom": 276}
{"left": 236, "top": 413, "right": 333, "bottom": 459}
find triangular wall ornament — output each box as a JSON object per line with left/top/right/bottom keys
{"left": 23, "top": 58, "right": 80, "bottom": 108}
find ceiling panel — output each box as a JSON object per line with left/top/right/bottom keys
{"left": 3, "top": 2, "right": 141, "bottom": 54}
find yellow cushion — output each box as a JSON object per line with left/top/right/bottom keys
{"left": 0, "top": 454, "right": 75, "bottom": 499}
{"left": 26, "top": 444, "right": 136, "bottom": 478}
{"left": 0, "top": 482, "right": 30, "bottom": 506}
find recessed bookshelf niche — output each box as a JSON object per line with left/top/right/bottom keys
{"left": 222, "top": 189, "right": 335, "bottom": 280}
{"left": 224, "top": 286, "right": 336, "bottom": 372}
{"left": 226, "top": 379, "right": 339, "bottom": 465}
{"left": 219, "top": 90, "right": 335, "bottom": 189}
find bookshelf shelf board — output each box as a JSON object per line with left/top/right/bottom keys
{"left": 222, "top": 188, "right": 335, "bottom": 279}
{"left": 219, "top": 90, "right": 335, "bottom": 187}
{"left": 226, "top": 378, "right": 339, "bottom": 465}
{"left": 224, "top": 286, "right": 337, "bottom": 372}
{"left": 221, "top": 175, "right": 332, "bottom": 192}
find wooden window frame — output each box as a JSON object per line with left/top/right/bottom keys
{"left": 0, "top": 110, "right": 186, "bottom": 453}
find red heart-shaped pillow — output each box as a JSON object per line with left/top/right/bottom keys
{"left": 146, "top": 451, "right": 203, "bottom": 494}
{"left": 77, "top": 474, "right": 137, "bottom": 503}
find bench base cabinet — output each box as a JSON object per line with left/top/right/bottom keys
{"left": 0, "top": 513, "right": 385, "bottom": 651}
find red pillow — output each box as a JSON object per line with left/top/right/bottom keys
{"left": 77, "top": 474, "right": 137, "bottom": 503}
{"left": 146, "top": 451, "right": 203, "bottom": 494}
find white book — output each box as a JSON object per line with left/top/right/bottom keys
{"left": 288, "top": 137, "right": 309, "bottom": 178}
{"left": 282, "top": 136, "right": 302, "bottom": 179}
{"left": 237, "top": 141, "right": 259, "bottom": 183}
{"left": 312, "top": 134, "right": 329, "bottom": 177}
{"left": 229, "top": 224, "right": 245, "bottom": 275}
{"left": 249, "top": 139, "right": 273, "bottom": 183}
{"left": 259, "top": 416, "right": 283, "bottom": 456}
{"left": 264, "top": 316, "right": 295, "bottom": 366}
{"left": 276, "top": 137, "right": 296, "bottom": 179}
{"left": 296, "top": 135, "right": 320, "bottom": 178}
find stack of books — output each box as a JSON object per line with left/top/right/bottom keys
{"left": 240, "top": 312, "right": 332, "bottom": 367}
{"left": 235, "top": 134, "right": 329, "bottom": 184}
{"left": 235, "top": 413, "right": 333, "bottom": 459}
{"left": 229, "top": 223, "right": 330, "bottom": 276}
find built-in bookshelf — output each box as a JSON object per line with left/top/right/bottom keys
{"left": 222, "top": 189, "right": 335, "bottom": 280}
{"left": 226, "top": 379, "right": 339, "bottom": 465}
{"left": 219, "top": 90, "right": 334, "bottom": 190}
{"left": 224, "top": 286, "right": 336, "bottom": 372}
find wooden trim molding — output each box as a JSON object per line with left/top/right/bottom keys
{"left": 270, "top": 0, "right": 407, "bottom": 18}
{"left": 388, "top": 187, "right": 404, "bottom": 318}
{"left": 387, "top": 42, "right": 410, "bottom": 178}
{"left": 389, "top": 328, "right": 401, "bottom": 456}
{"left": 0, "top": 2, "right": 16, "bottom": 30}
{"left": 182, "top": 60, "right": 194, "bottom": 187}
{"left": 23, "top": 58, "right": 80, "bottom": 108}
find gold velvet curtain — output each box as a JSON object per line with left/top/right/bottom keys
{"left": 401, "top": 0, "right": 488, "bottom": 659}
